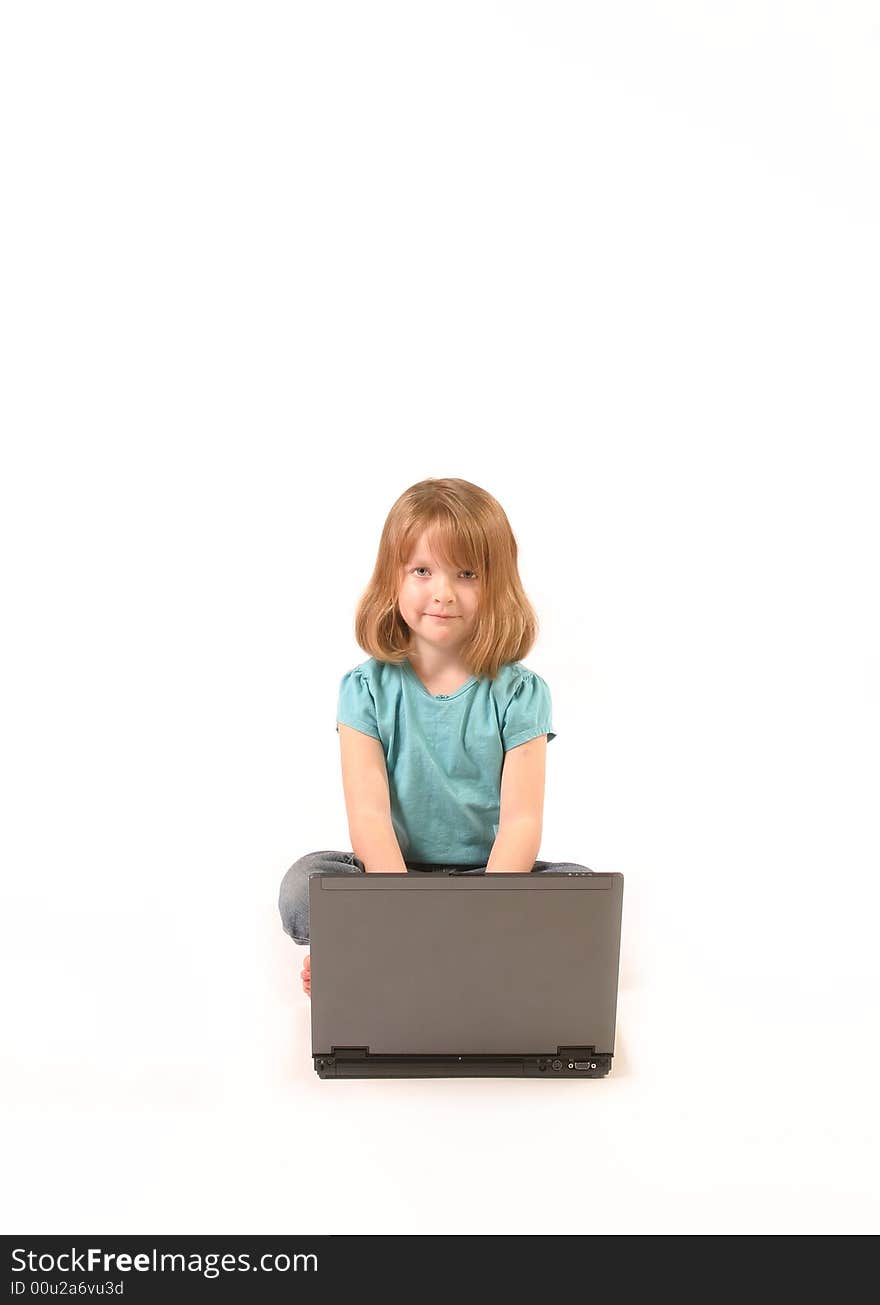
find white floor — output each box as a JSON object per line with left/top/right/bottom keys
{"left": 3, "top": 878, "right": 877, "bottom": 1236}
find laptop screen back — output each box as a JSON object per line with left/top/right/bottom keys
{"left": 310, "top": 873, "right": 624, "bottom": 1057}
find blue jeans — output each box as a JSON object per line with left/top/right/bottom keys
{"left": 278, "top": 849, "right": 594, "bottom": 945}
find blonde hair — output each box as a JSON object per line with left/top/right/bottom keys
{"left": 353, "top": 478, "right": 539, "bottom": 680}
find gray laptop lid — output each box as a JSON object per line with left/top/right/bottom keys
{"left": 309, "top": 873, "right": 624, "bottom": 1057}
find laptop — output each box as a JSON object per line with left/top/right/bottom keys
{"left": 309, "top": 871, "right": 624, "bottom": 1079}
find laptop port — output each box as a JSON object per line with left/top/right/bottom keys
{"left": 574, "top": 1061, "right": 597, "bottom": 1070}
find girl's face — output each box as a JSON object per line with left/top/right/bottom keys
{"left": 397, "top": 530, "right": 481, "bottom": 652}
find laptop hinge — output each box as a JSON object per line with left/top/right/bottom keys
{"left": 314, "top": 1047, "right": 613, "bottom": 1077}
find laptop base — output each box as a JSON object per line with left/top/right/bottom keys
{"left": 314, "top": 1046, "right": 612, "bottom": 1079}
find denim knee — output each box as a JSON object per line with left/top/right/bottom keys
{"left": 531, "top": 860, "right": 594, "bottom": 874}
{"left": 278, "top": 850, "right": 362, "bottom": 945}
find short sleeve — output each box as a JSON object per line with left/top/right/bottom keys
{"left": 501, "top": 670, "right": 557, "bottom": 752}
{"left": 336, "top": 667, "right": 381, "bottom": 740}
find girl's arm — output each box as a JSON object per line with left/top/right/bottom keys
{"left": 352, "top": 811, "right": 408, "bottom": 874}
{"left": 338, "top": 724, "right": 407, "bottom": 874}
{"left": 485, "top": 735, "right": 547, "bottom": 874}
{"left": 485, "top": 819, "right": 542, "bottom": 873}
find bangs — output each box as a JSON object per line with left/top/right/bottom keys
{"left": 400, "top": 518, "right": 482, "bottom": 574}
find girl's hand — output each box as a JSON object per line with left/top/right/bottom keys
{"left": 301, "top": 952, "right": 311, "bottom": 998}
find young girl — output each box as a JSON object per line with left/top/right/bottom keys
{"left": 278, "top": 477, "right": 592, "bottom": 996}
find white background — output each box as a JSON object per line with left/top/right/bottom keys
{"left": 2, "top": 2, "right": 878, "bottom": 1235}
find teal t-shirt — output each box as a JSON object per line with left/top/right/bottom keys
{"left": 335, "top": 656, "right": 556, "bottom": 866}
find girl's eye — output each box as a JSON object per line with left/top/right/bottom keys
{"left": 412, "top": 567, "right": 477, "bottom": 580}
